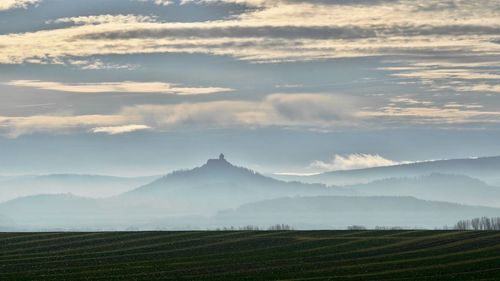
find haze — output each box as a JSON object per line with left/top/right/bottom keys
{"left": 1, "top": 0, "right": 500, "bottom": 230}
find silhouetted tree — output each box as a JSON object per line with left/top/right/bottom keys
{"left": 239, "top": 225, "right": 260, "bottom": 231}
{"left": 454, "top": 217, "right": 500, "bottom": 230}
{"left": 347, "top": 225, "right": 366, "bottom": 230}
{"left": 268, "top": 224, "right": 293, "bottom": 231}
{"left": 455, "top": 220, "right": 470, "bottom": 230}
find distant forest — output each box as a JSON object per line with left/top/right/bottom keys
{"left": 454, "top": 217, "right": 500, "bottom": 231}
{"left": 209, "top": 217, "right": 500, "bottom": 232}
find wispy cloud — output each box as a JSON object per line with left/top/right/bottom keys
{"left": 393, "top": 69, "right": 500, "bottom": 81}
{"left": 455, "top": 84, "right": 500, "bottom": 93}
{"left": 0, "top": 114, "right": 125, "bottom": 138}
{"left": 5, "top": 80, "right": 233, "bottom": 95}
{"left": 389, "top": 97, "right": 433, "bottom": 106}
{"left": 137, "top": 0, "right": 174, "bottom": 6}
{"left": 90, "top": 124, "right": 151, "bottom": 135}
{"left": 0, "top": 0, "right": 40, "bottom": 11}
{"left": 47, "top": 14, "right": 157, "bottom": 25}
{"left": 0, "top": 1, "right": 498, "bottom": 63}
{"left": 0, "top": 93, "right": 360, "bottom": 137}
{"left": 2, "top": 89, "right": 500, "bottom": 137}
{"left": 275, "top": 153, "right": 411, "bottom": 175}
{"left": 384, "top": 59, "right": 500, "bottom": 94}
{"left": 67, "top": 59, "right": 138, "bottom": 70}
{"left": 120, "top": 93, "right": 359, "bottom": 129}
{"left": 309, "top": 153, "right": 405, "bottom": 172}
{"left": 360, "top": 105, "right": 500, "bottom": 124}
{"left": 443, "top": 102, "right": 483, "bottom": 109}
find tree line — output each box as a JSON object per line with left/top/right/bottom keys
{"left": 215, "top": 224, "right": 294, "bottom": 231}
{"left": 454, "top": 217, "right": 500, "bottom": 230}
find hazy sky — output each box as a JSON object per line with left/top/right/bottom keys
{"left": 0, "top": 0, "right": 499, "bottom": 175}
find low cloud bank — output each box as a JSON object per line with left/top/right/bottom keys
{"left": 307, "top": 153, "right": 413, "bottom": 173}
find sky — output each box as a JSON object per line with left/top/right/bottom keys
{"left": 0, "top": 0, "right": 499, "bottom": 176}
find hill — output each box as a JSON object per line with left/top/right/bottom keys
{"left": 216, "top": 196, "right": 500, "bottom": 229}
{"left": 345, "top": 174, "right": 500, "bottom": 208}
{"left": 3, "top": 194, "right": 500, "bottom": 230}
{"left": 0, "top": 213, "right": 13, "bottom": 230}
{"left": 0, "top": 194, "right": 106, "bottom": 228}
{"left": 0, "top": 155, "right": 349, "bottom": 229}
{"left": 119, "top": 154, "right": 349, "bottom": 216}
{"left": 1, "top": 231, "right": 500, "bottom": 280}
{"left": 276, "top": 156, "right": 500, "bottom": 186}
{"left": 3, "top": 155, "right": 500, "bottom": 230}
{"left": 0, "top": 174, "right": 158, "bottom": 203}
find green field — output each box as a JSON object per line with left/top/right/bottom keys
{"left": 1, "top": 231, "right": 500, "bottom": 280}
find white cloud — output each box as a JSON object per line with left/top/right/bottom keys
{"left": 444, "top": 102, "right": 483, "bottom": 109}
{"left": 0, "top": 0, "right": 40, "bottom": 11}
{"left": 264, "top": 93, "right": 356, "bottom": 125}
{"left": 0, "top": 114, "right": 126, "bottom": 138}
{"left": 385, "top": 59, "right": 500, "bottom": 94}
{"left": 90, "top": 124, "right": 151, "bottom": 135}
{"left": 393, "top": 69, "right": 500, "bottom": 81}
{"left": 5, "top": 80, "right": 233, "bottom": 95}
{"left": 360, "top": 105, "right": 500, "bottom": 124}
{"left": 67, "top": 59, "right": 137, "bottom": 70}
{"left": 119, "top": 93, "right": 359, "bottom": 129}
{"left": 137, "top": 0, "right": 174, "bottom": 6}
{"left": 47, "top": 14, "right": 156, "bottom": 25}
{"left": 454, "top": 84, "right": 500, "bottom": 93}
{"left": 309, "top": 154, "right": 404, "bottom": 172}
{"left": 2, "top": 89, "right": 500, "bottom": 137}
{"left": 0, "top": 93, "right": 360, "bottom": 137}
{"left": 0, "top": 1, "right": 499, "bottom": 64}
{"left": 389, "top": 97, "right": 433, "bottom": 106}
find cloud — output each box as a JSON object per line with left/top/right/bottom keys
{"left": 90, "top": 124, "right": 151, "bottom": 135}
{"left": 444, "top": 102, "right": 483, "bottom": 109}
{"left": 356, "top": 92, "right": 500, "bottom": 125}
{"left": 0, "top": 0, "right": 40, "bottom": 11}
{"left": 67, "top": 59, "right": 137, "bottom": 70}
{"left": 120, "top": 93, "right": 359, "bottom": 129}
{"left": 455, "top": 84, "right": 500, "bottom": 93}
{"left": 0, "top": 114, "right": 126, "bottom": 138}
{"left": 0, "top": 1, "right": 499, "bottom": 63}
{"left": 0, "top": 93, "right": 360, "bottom": 137}
{"left": 360, "top": 105, "right": 500, "bottom": 124}
{"left": 2, "top": 88, "right": 500, "bottom": 138}
{"left": 384, "top": 59, "right": 500, "bottom": 94}
{"left": 393, "top": 69, "right": 500, "bottom": 81}
{"left": 47, "top": 14, "right": 156, "bottom": 25}
{"left": 389, "top": 97, "right": 433, "bottom": 106}
{"left": 312, "top": 154, "right": 407, "bottom": 172}
{"left": 5, "top": 80, "right": 233, "bottom": 95}
{"left": 309, "top": 153, "right": 404, "bottom": 172}
{"left": 182, "top": 0, "right": 400, "bottom": 6}
{"left": 122, "top": 101, "right": 258, "bottom": 128}
{"left": 137, "top": 0, "right": 174, "bottom": 6}
{"left": 264, "top": 93, "right": 355, "bottom": 124}
{"left": 2, "top": 88, "right": 500, "bottom": 137}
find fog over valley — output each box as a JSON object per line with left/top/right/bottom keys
{"left": 2, "top": 154, "right": 500, "bottom": 231}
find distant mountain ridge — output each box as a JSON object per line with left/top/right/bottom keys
{"left": 216, "top": 196, "right": 500, "bottom": 229}
{"left": 121, "top": 154, "right": 348, "bottom": 215}
{"left": 346, "top": 173, "right": 500, "bottom": 208}
{"left": 276, "top": 156, "right": 500, "bottom": 186}
{"left": 2, "top": 154, "right": 500, "bottom": 230}
{"left": 3, "top": 192, "right": 500, "bottom": 230}
{"left": 0, "top": 174, "right": 159, "bottom": 203}
{"left": 0, "top": 213, "right": 13, "bottom": 228}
